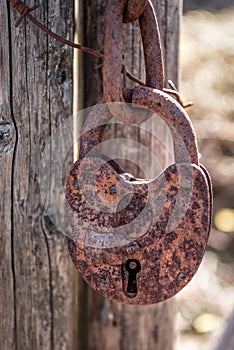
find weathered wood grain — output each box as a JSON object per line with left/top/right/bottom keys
{"left": 0, "top": 1, "right": 77, "bottom": 349}
{"left": 1, "top": 0, "right": 181, "bottom": 348}
{"left": 0, "top": 3, "right": 16, "bottom": 349}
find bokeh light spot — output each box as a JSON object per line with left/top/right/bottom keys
{"left": 214, "top": 208, "right": 234, "bottom": 233}
{"left": 193, "top": 313, "right": 221, "bottom": 334}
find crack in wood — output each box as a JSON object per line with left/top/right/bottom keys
{"left": 41, "top": 216, "right": 55, "bottom": 350}
{"left": 6, "top": 1, "right": 19, "bottom": 348}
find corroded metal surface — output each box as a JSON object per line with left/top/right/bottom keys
{"left": 65, "top": 88, "right": 212, "bottom": 305}
{"left": 138, "top": 1, "right": 164, "bottom": 89}
{"left": 132, "top": 86, "right": 199, "bottom": 164}
{"left": 79, "top": 89, "right": 198, "bottom": 164}
{"left": 66, "top": 162, "right": 211, "bottom": 304}
{"left": 64, "top": 0, "right": 212, "bottom": 305}
{"left": 103, "top": 0, "right": 164, "bottom": 124}
{"left": 123, "top": 0, "right": 147, "bottom": 23}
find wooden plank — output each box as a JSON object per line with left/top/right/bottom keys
{"left": 0, "top": 1, "right": 77, "bottom": 349}
{"left": 0, "top": 2, "right": 16, "bottom": 348}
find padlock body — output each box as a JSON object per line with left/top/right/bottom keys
{"left": 66, "top": 162, "right": 211, "bottom": 305}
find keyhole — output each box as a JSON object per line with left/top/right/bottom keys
{"left": 125, "top": 259, "right": 141, "bottom": 296}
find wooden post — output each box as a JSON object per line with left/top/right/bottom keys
{"left": 76, "top": 0, "right": 181, "bottom": 349}
{"left": 1, "top": 0, "right": 181, "bottom": 348}
{"left": 0, "top": 1, "right": 77, "bottom": 349}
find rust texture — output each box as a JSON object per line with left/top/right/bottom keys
{"left": 138, "top": 1, "right": 164, "bottom": 89}
{"left": 9, "top": 0, "right": 104, "bottom": 58}
{"left": 132, "top": 86, "right": 199, "bottom": 164}
{"left": 66, "top": 163, "right": 211, "bottom": 304}
{"left": 65, "top": 0, "right": 212, "bottom": 305}
{"left": 123, "top": 0, "right": 147, "bottom": 23}
{"left": 65, "top": 88, "right": 212, "bottom": 305}
{"left": 9, "top": 0, "right": 191, "bottom": 109}
{"left": 8, "top": 0, "right": 212, "bottom": 306}
{"left": 10, "top": 0, "right": 168, "bottom": 92}
{"left": 103, "top": 0, "right": 164, "bottom": 124}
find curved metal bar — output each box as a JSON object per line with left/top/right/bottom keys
{"left": 123, "top": 0, "right": 147, "bottom": 23}
{"left": 103, "top": 0, "right": 164, "bottom": 124}
{"left": 80, "top": 88, "right": 198, "bottom": 164}
{"left": 139, "top": 0, "right": 164, "bottom": 89}
{"left": 132, "top": 86, "right": 199, "bottom": 164}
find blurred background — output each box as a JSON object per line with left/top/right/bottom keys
{"left": 175, "top": 1, "right": 234, "bottom": 349}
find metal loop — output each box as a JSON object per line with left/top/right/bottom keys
{"left": 123, "top": 0, "right": 147, "bottom": 23}
{"left": 103, "top": 0, "right": 164, "bottom": 125}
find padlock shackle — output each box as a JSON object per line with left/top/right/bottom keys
{"left": 123, "top": 0, "right": 147, "bottom": 23}
{"left": 132, "top": 86, "right": 199, "bottom": 164}
{"left": 103, "top": 0, "right": 164, "bottom": 125}
{"left": 79, "top": 88, "right": 198, "bottom": 165}
{"left": 139, "top": 1, "right": 164, "bottom": 89}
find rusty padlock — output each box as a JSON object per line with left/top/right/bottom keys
{"left": 65, "top": 89, "right": 212, "bottom": 305}
{"left": 65, "top": 0, "right": 212, "bottom": 305}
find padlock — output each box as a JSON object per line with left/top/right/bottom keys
{"left": 65, "top": 0, "right": 212, "bottom": 305}
{"left": 65, "top": 87, "right": 212, "bottom": 305}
